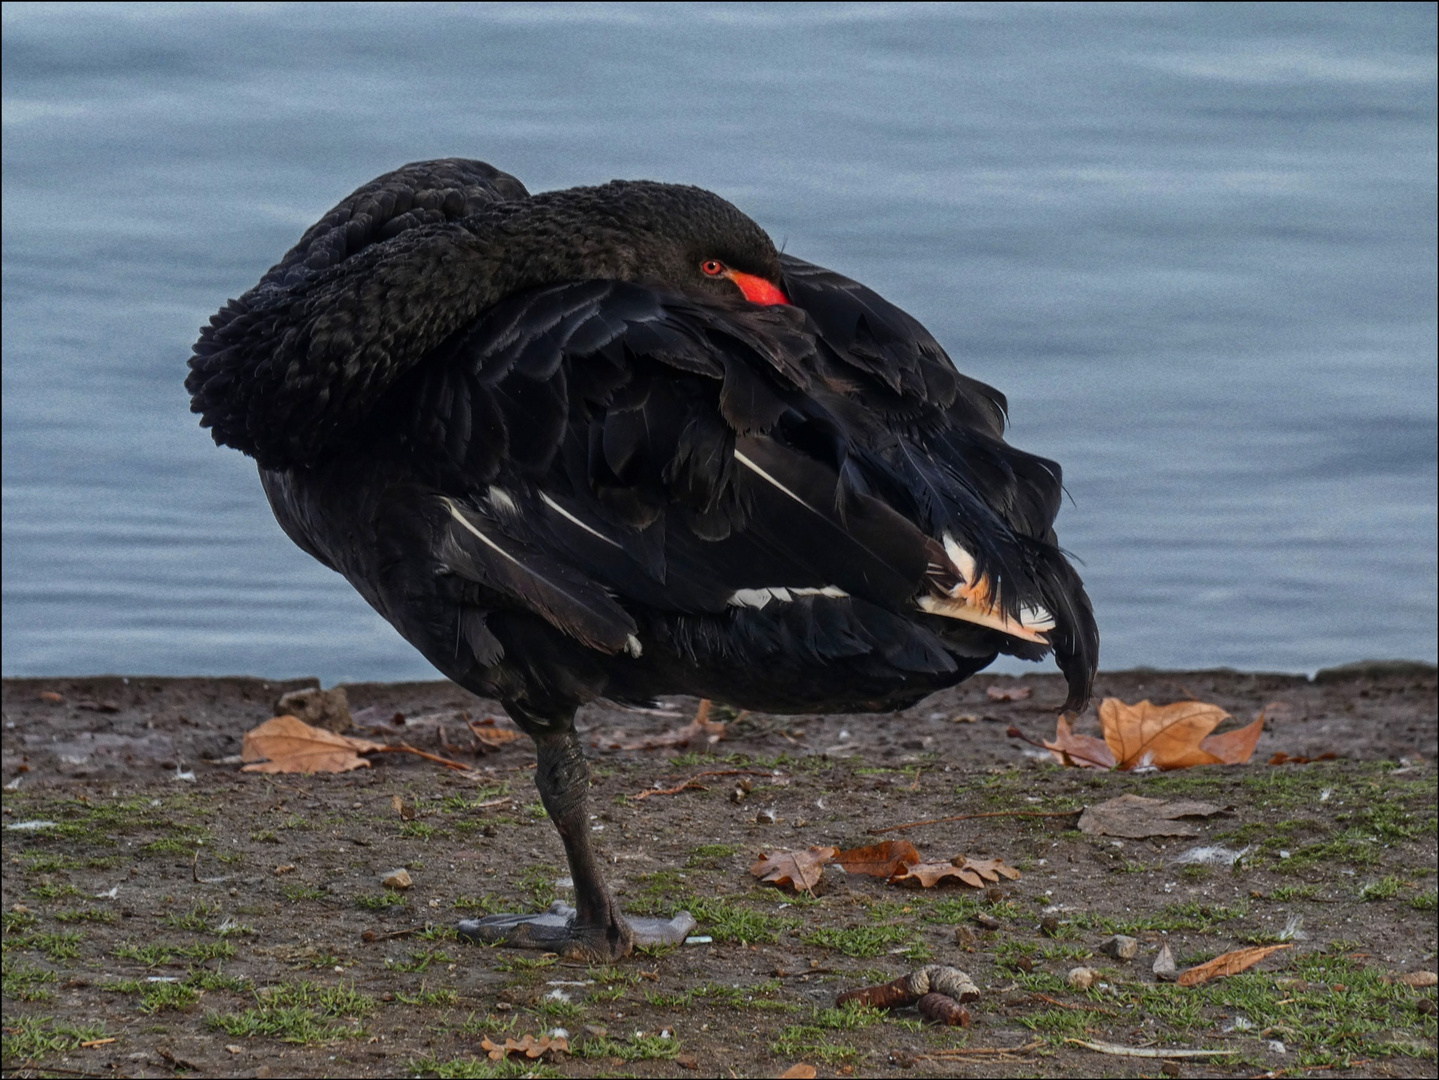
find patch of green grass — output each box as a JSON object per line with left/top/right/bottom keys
{"left": 2, "top": 908, "right": 39, "bottom": 935}
{"left": 685, "top": 895, "right": 801, "bottom": 945}
{"left": 113, "top": 939, "right": 237, "bottom": 966}
{"left": 492, "top": 954, "right": 557, "bottom": 973}
{"left": 356, "top": 891, "right": 406, "bottom": 910}
{"left": 454, "top": 894, "right": 517, "bottom": 916}
{"left": 772, "top": 1024, "right": 860, "bottom": 1064}
{"left": 29, "top": 881, "right": 83, "bottom": 900}
{"left": 142, "top": 834, "right": 213, "bottom": 855}
{"left": 1, "top": 1016, "right": 111, "bottom": 1061}
{"left": 283, "top": 883, "right": 328, "bottom": 902}
{"left": 801, "top": 920, "right": 911, "bottom": 958}
{"left": 2, "top": 963, "right": 58, "bottom": 1001}
{"left": 395, "top": 986, "right": 460, "bottom": 1007}
{"left": 518, "top": 865, "right": 560, "bottom": 908}
{"left": 1358, "top": 876, "right": 1403, "bottom": 901}
{"left": 8, "top": 930, "right": 84, "bottom": 960}
{"left": 399, "top": 821, "right": 440, "bottom": 840}
{"left": 162, "top": 900, "right": 221, "bottom": 931}
{"left": 1410, "top": 889, "right": 1437, "bottom": 912}
{"left": 1270, "top": 885, "right": 1320, "bottom": 902}
{"left": 1107, "top": 900, "right": 1248, "bottom": 935}
{"left": 413, "top": 1055, "right": 563, "bottom": 1079}
{"left": 536, "top": 996, "right": 584, "bottom": 1020}
{"left": 139, "top": 981, "right": 200, "bottom": 1013}
{"left": 1281, "top": 830, "right": 1385, "bottom": 871}
{"left": 579, "top": 1033, "right": 681, "bottom": 1061}
{"left": 206, "top": 981, "right": 375, "bottom": 1045}
{"left": 1018, "top": 1006, "right": 1109, "bottom": 1040}
{"left": 386, "top": 949, "right": 454, "bottom": 973}
{"left": 53, "top": 906, "right": 117, "bottom": 924}
{"left": 684, "top": 843, "right": 743, "bottom": 867}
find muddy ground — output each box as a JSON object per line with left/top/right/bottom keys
{"left": 2, "top": 662, "right": 1436, "bottom": 1079}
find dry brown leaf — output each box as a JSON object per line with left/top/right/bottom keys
{"left": 1043, "top": 714, "right": 1118, "bottom": 769}
{"left": 987, "top": 685, "right": 1032, "bottom": 702}
{"left": 1099, "top": 699, "right": 1264, "bottom": 770}
{"left": 778, "top": 1066, "right": 818, "bottom": 1079}
{"left": 835, "top": 840, "right": 921, "bottom": 878}
{"left": 1269, "top": 751, "right": 1338, "bottom": 766}
{"left": 952, "top": 855, "right": 1022, "bottom": 882}
{"left": 1077, "top": 794, "right": 1229, "bottom": 838}
{"left": 467, "top": 716, "right": 524, "bottom": 749}
{"left": 479, "top": 1035, "right": 569, "bottom": 1061}
{"left": 391, "top": 794, "right": 416, "bottom": 821}
{"left": 241, "top": 715, "right": 383, "bottom": 774}
{"left": 751, "top": 847, "right": 836, "bottom": 894}
{"left": 891, "top": 861, "right": 981, "bottom": 888}
{"left": 1153, "top": 942, "right": 1178, "bottom": 981}
{"left": 1396, "top": 971, "right": 1438, "bottom": 987}
{"left": 1176, "top": 943, "right": 1291, "bottom": 986}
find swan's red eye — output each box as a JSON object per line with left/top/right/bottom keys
{"left": 701, "top": 260, "right": 726, "bottom": 277}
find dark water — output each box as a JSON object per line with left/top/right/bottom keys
{"left": 4, "top": 3, "right": 1435, "bottom": 682}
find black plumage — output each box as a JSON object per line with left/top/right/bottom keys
{"left": 187, "top": 158, "right": 1098, "bottom": 958}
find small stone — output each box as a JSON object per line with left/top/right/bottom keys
{"left": 1013, "top": 956, "right": 1034, "bottom": 973}
{"left": 755, "top": 808, "right": 778, "bottom": 824}
{"left": 985, "top": 886, "right": 1005, "bottom": 903}
{"left": 583, "top": 1025, "right": 608, "bottom": 1037}
{"left": 275, "top": 687, "right": 352, "bottom": 732}
{"left": 974, "top": 912, "right": 1001, "bottom": 930}
{"left": 1416, "top": 998, "right": 1437, "bottom": 1016}
{"left": 1160, "top": 1062, "right": 1181, "bottom": 1078}
{"left": 482, "top": 824, "right": 499, "bottom": 837}
{"left": 1040, "top": 915, "right": 1061, "bottom": 936}
{"left": 382, "top": 868, "right": 412, "bottom": 890}
{"left": 1100, "top": 934, "right": 1140, "bottom": 960}
{"left": 675, "top": 1053, "right": 699, "bottom": 1070}
{"left": 1153, "top": 942, "right": 1178, "bottom": 982}
{"left": 1067, "top": 966, "right": 1098, "bottom": 990}
{"left": 954, "top": 925, "right": 977, "bottom": 948}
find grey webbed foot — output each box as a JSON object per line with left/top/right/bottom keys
{"left": 458, "top": 901, "right": 696, "bottom": 960}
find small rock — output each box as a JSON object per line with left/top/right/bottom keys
{"left": 1067, "top": 966, "right": 1098, "bottom": 990}
{"left": 755, "top": 807, "right": 778, "bottom": 824}
{"left": 275, "top": 687, "right": 352, "bottom": 732}
{"left": 382, "top": 868, "right": 412, "bottom": 890}
{"left": 1160, "top": 1062, "right": 1181, "bottom": 1078}
{"left": 974, "top": 912, "right": 1001, "bottom": 930}
{"left": 675, "top": 1053, "right": 699, "bottom": 1070}
{"left": 1100, "top": 934, "right": 1140, "bottom": 960}
{"left": 985, "top": 886, "right": 1005, "bottom": 903}
{"left": 1153, "top": 942, "right": 1178, "bottom": 982}
{"left": 583, "top": 1025, "right": 608, "bottom": 1038}
{"left": 1040, "top": 915, "right": 1061, "bottom": 937}
{"left": 1012, "top": 956, "right": 1034, "bottom": 973}
{"left": 954, "top": 925, "right": 977, "bottom": 948}
{"left": 1416, "top": 998, "right": 1437, "bottom": 1016}
{"left": 482, "top": 824, "right": 499, "bottom": 837}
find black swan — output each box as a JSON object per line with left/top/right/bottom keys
{"left": 187, "top": 158, "right": 1097, "bottom": 960}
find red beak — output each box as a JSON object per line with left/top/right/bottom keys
{"left": 727, "top": 270, "right": 789, "bottom": 306}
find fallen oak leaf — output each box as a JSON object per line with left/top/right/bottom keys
{"left": 1099, "top": 698, "right": 1264, "bottom": 770}
{"left": 777, "top": 1066, "right": 817, "bottom": 1079}
{"left": 951, "top": 855, "right": 1021, "bottom": 883}
{"left": 479, "top": 1035, "right": 569, "bottom": 1061}
{"left": 835, "top": 840, "right": 920, "bottom": 878}
{"left": 1176, "top": 943, "right": 1291, "bottom": 986}
{"left": 241, "top": 715, "right": 384, "bottom": 774}
{"left": 751, "top": 846, "right": 836, "bottom": 894}
{"left": 891, "top": 861, "right": 981, "bottom": 888}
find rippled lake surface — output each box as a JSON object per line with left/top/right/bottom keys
{"left": 3, "top": 3, "right": 1435, "bottom": 682}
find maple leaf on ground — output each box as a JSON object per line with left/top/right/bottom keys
{"left": 835, "top": 840, "right": 920, "bottom": 878}
{"left": 241, "top": 715, "right": 384, "bottom": 774}
{"left": 1099, "top": 699, "right": 1264, "bottom": 770}
{"left": 751, "top": 847, "right": 836, "bottom": 894}
{"left": 1176, "top": 944, "right": 1291, "bottom": 986}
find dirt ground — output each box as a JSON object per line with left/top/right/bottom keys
{"left": 3, "top": 662, "right": 1436, "bottom": 1079}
